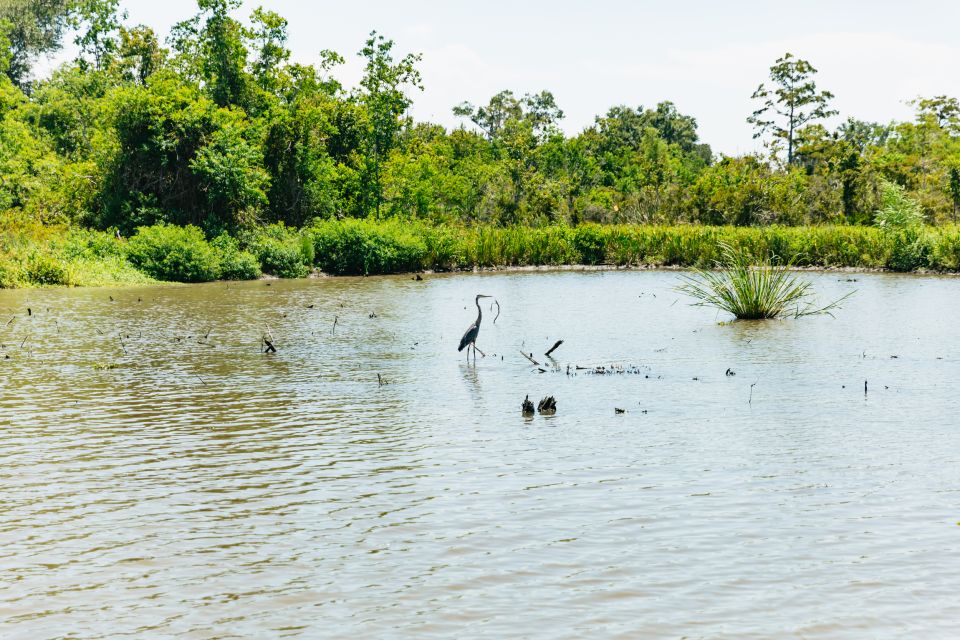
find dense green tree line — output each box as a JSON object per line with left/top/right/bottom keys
{"left": 2, "top": 0, "right": 960, "bottom": 238}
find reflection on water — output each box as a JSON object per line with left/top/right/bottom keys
{"left": 2, "top": 270, "right": 960, "bottom": 638}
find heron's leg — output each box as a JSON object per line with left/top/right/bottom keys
{"left": 474, "top": 345, "right": 486, "bottom": 358}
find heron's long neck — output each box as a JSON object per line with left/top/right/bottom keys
{"left": 475, "top": 297, "right": 483, "bottom": 325}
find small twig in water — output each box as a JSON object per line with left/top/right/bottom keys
{"left": 749, "top": 379, "right": 758, "bottom": 404}
{"left": 332, "top": 315, "right": 338, "bottom": 335}
{"left": 262, "top": 329, "right": 277, "bottom": 353}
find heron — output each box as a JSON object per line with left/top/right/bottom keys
{"left": 458, "top": 294, "right": 491, "bottom": 362}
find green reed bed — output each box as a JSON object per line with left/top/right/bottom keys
{"left": 6, "top": 216, "right": 960, "bottom": 287}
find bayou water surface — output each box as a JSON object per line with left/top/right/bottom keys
{"left": 1, "top": 270, "right": 958, "bottom": 638}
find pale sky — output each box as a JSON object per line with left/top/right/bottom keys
{"left": 40, "top": 1, "right": 960, "bottom": 155}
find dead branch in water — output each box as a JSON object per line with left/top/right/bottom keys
{"left": 262, "top": 329, "right": 277, "bottom": 353}
{"left": 520, "top": 351, "right": 540, "bottom": 366}
{"left": 545, "top": 340, "right": 563, "bottom": 357}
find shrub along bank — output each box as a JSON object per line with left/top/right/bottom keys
{"left": 5, "top": 217, "right": 960, "bottom": 288}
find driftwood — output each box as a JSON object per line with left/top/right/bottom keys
{"left": 521, "top": 351, "right": 540, "bottom": 366}
{"left": 545, "top": 340, "right": 563, "bottom": 357}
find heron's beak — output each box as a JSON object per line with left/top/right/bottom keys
{"left": 478, "top": 294, "right": 492, "bottom": 298}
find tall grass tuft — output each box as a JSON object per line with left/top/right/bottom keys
{"left": 677, "top": 243, "right": 850, "bottom": 320}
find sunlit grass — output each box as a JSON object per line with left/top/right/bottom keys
{"left": 677, "top": 243, "right": 851, "bottom": 320}
{"left": 8, "top": 214, "right": 960, "bottom": 288}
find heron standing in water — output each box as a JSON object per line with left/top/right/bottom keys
{"left": 458, "top": 294, "right": 491, "bottom": 362}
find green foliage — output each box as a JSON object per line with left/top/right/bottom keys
{"left": 309, "top": 217, "right": 427, "bottom": 275}
{"left": 572, "top": 224, "right": 607, "bottom": 264}
{"left": 126, "top": 223, "right": 220, "bottom": 282}
{"left": 5, "top": 5, "right": 960, "bottom": 287}
{"left": 357, "top": 31, "right": 423, "bottom": 216}
{"left": 748, "top": 53, "right": 837, "bottom": 165}
{"left": 678, "top": 243, "right": 850, "bottom": 320}
{"left": 886, "top": 228, "right": 931, "bottom": 272}
{"left": 0, "top": 214, "right": 152, "bottom": 287}
{"left": 103, "top": 75, "right": 266, "bottom": 233}
{"left": 0, "top": 0, "right": 75, "bottom": 88}
{"left": 70, "top": 0, "right": 124, "bottom": 71}
{"left": 189, "top": 121, "right": 269, "bottom": 218}
{"left": 874, "top": 180, "right": 930, "bottom": 271}
{"left": 875, "top": 180, "right": 923, "bottom": 229}
{"left": 24, "top": 251, "right": 69, "bottom": 284}
{"left": 242, "top": 223, "right": 310, "bottom": 278}
{"left": 210, "top": 233, "right": 260, "bottom": 280}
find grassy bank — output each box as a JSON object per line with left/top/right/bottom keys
{"left": 0, "top": 217, "right": 153, "bottom": 288}
{"left": 4, "top": 216, "right": 960, "bottom": 288}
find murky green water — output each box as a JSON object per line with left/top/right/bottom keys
{"left": 1, "top": 270, "right": 959, "bottom": 638}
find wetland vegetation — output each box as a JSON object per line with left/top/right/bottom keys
{"left": 2, "top": 2, "right": 960, "bottom": 286}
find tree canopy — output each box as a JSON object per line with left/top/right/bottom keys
{"left": 1, "top": 2, "right": 959, "bottom": 234}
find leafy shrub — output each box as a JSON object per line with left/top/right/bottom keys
{"left": 0, "top": 256, "right": 20, "bottom": 287}
{"left": 309, "top": 218, "right": 427, "bottom": 275}
{"left": 572, "top": 224, "right": 607, "bottom": 264}
{"left": 126, "top": 224, "right": 220, "bottom": 282}
{"left": 873, "top": 180, "right": 930, "bottom": 271}
{"left": 211, "top": 233, "right": 260, "bottom": 280}
{"left": 887, "top": 228, "right": 932, "bottom": 272}
{"left": 240, "top": 223, "right": 311, "bottom": 278}
{"left": 248, "top": 237, "right": 308, "bottom": 278}
{"left": 875, "top": 180, "right": 924, "bottom": 230}
{"left": 24, "top": 253, "right": 69, "bottom": 285}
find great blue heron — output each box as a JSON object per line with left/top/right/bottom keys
{"left": 458, "top": 294, "right": 491, "bottom": 362}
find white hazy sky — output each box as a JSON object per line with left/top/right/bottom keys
{"left": 42, "top": 0, "right": 960, "bottom": 155}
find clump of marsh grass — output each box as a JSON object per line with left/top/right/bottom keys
{"left": 677, "top": 243, "right": 851, "bottom": 320}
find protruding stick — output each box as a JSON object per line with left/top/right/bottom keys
{"left": 545, "top": 340, "right": 563, "bottom": 357}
